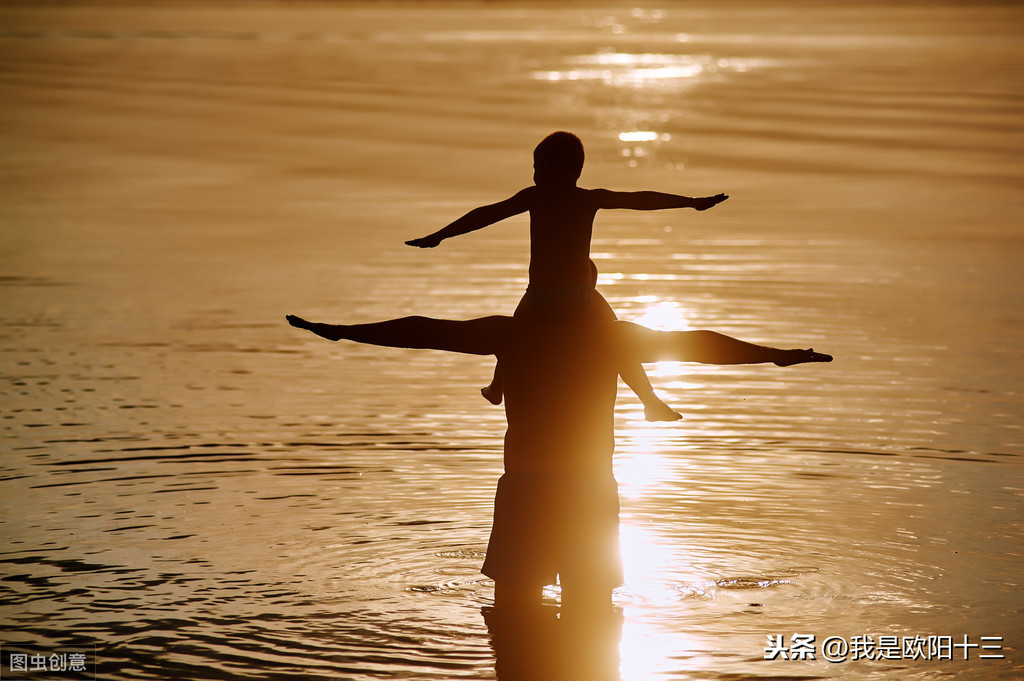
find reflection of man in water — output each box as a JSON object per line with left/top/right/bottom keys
{"left": 286, "top": 312, "right": 830, "bottom": 610}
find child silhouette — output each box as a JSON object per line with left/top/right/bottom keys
{"left": 406, "top": 131, "right": 728, "bottom": 421}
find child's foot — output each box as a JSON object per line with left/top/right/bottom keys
{"left": 481, "top": 384, "right": 503, "bottom": 406}
{"left": 644, "top": 400, "right": 683, "bottom": 422}
{"left": 774, "top": 348, "right": 833, "bottom": 367}
{"left": 286, "top": 314, "right": 343, "bottom": 341}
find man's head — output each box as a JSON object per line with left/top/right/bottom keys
{"left": 533, "top": 131, "right": 584, "bottom": 187}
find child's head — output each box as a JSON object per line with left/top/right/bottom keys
{"left": 533, "top": 131, "right": 584, "bottom": 187}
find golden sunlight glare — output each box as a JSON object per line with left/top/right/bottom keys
{"left": 631, "top": 300, "right": 692, "bottom": 331}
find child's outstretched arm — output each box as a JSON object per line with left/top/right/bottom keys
{"left": 593, "top": 189, "right": 728, "bottom": 211}
{"left": 405, "top": 188, "right": 532, "bottom": 248}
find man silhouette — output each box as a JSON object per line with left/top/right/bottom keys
{"left": 286, "top": 312, "right": 830, "bottom": 610}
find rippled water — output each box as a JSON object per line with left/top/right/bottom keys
{"left": 1, "top": 2, "right": 1022, "bottom": 679}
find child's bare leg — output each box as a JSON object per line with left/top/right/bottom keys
{"left": 620, "top": 362, "right": 681, "bottom": 422}
{"left": 481, "top": 362, "right": 503, "bottom": 405}
{"left": 587, "top": 292, "right": 680, "bottom": 421}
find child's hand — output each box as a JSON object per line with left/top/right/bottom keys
{"left": 406, "top": 235, "right": 442, "bottom": 248}
{"left": 694, "top": 193, "right": 729, "bottom": 211}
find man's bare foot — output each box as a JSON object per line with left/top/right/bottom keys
{"left": 286, "top": 315, "right": 344, "bottom": 341}
{"left": 643, "top": 399, "right": 683, "bottom": 422}
{"left": 774, "top": 348, "right": 832, "bottom": 367}
{"left": 481, "top": 384, "right": 503, "bottom": 406}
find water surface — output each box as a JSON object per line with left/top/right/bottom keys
{"left": 1, "top": 2, "right": 1022, "bottom": 679}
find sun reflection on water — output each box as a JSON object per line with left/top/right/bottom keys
{"left": 619, "top": 614, "right": 696, "bottom": 681}
{"left": 628, "top": 299, "right": 693, "bottom": 331}
{"left": 618, "top": 130, "right": 664, "bottom": 142}
{"left": 533, "top": 52, "right": 771, "bottom": 87}
{"left": 611, "top": 298, "right": 705, "bottom": 678}
{"left": 616, "top": 508, "right": 704, "bottom": 679}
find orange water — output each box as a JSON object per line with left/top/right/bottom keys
{"left": 1, "top": 2, "right": 1021, "bottom": 679}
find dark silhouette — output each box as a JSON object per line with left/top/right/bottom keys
{"left": 287, "top": 311, "right": 829, "bottom": 678}
{"left": 406, "top": 131, "right": 728, "bottom": 422}
{"left": 286, "top": 312, "right": 830, "bottom": 610}
{"left": 482, "top": 602, "right": 623, "bottom": 681}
